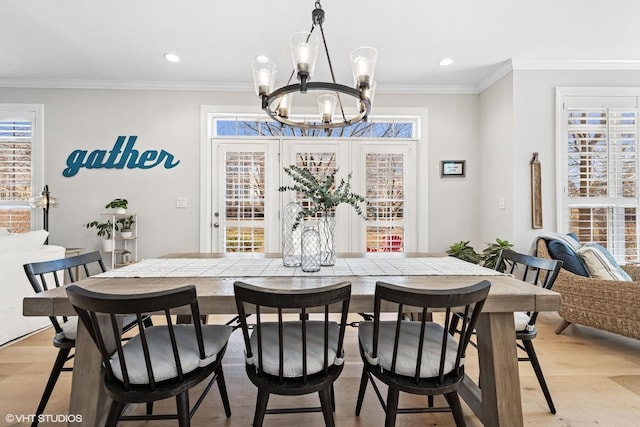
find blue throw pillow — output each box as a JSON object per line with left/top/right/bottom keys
{"left": 547, "top": 239, "right": 589, "bottom": 277}
{"left": 539, "top": 231, "right": 581, "bottom": 251}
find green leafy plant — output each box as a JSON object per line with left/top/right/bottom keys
{"left": 278, "top": 165, "right": 367, "bottom": 229}
{"left": 85, "top": 220, "right": 117, "bottom": 239}
{"left": 105, "top": 198, "right": 128, "bottom": 210}
{"left": 446, "top": 241, "right": 480, "bottom": 264}
{"left": 480, "top": 238, "right": 514, "bottom": 272}
{"left": 116, "top": 215, "right": 135, "bottom": 231}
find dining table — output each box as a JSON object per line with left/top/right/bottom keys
{"left": 22, "top": 252, "right": 561, "bottom": 427}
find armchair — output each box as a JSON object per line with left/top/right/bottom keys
{"left": 536, "top": 238, "right": 640, "bottom": 340}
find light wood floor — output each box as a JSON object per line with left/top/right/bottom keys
{"left": 2, "top": 312, "right": 640, "bottom": 426}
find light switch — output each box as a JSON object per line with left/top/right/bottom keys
{"left": 499, "top": 197, "right": 505, "bottom": 210}
{"left": 176, "top": 197, "right": 187, "bottom": 208}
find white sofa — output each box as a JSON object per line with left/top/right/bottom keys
{"left": 0, "top": 229, "right": 66, "bottom": 345}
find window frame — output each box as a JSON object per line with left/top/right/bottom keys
{"left": 556, "top": 88, "right": 640, "bottom": 261}
{"left": 200, "top": 105, "right": 428, "bottom": 253}
{"left": 0, "top": 104, "right": 44, "bottom": 232}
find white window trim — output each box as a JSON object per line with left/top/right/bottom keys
{"left": 555, "top": 88, "right": 640, "bottom": 232}
{"left": 200, "top": 105, "right": 429, "bottom": 253}
{"left": 0, "top": 103, "right": 44, "bottom": 230}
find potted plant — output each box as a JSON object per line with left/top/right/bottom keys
{"left": 116, "top": 215, "right": 135, "bottom": 238}
{"left": 446, "top": 241, "right": 480, "bottom": 264}
{"left": 85, "top": 220, "right": 118, "bottom": 252}
{"left": 278, "top": 165, "right": 367, "bottom": 229}
{"left": 447, "top": 238, "right": 514, "bottom": 272}
{"left": 479, "top": 238, "right": 514, "bottom": 272}
{"left": 278, "top": 165, "right": 367, "bottom": 266}
{"left": 105, "top": 198, "right": 128, "bottom": 214}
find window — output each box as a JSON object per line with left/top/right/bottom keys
{"left": 0, "top": 106, "right": 42, "bottom": 233}
{"left": 365, "top": 152, "right": 405, "bottom": 252}
{"left": 213, "top": 114, "right": 416, "bottom": 139}
{"left": 223, "top": 151, "right": 266, "bottom": 252}
{"left": 558, "top": 90, "right": 640, "bottom": 262}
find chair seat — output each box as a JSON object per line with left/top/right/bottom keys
{"left": 514, "top": 312, "right": 532, "bottom": 332}
{"left": 110, "top": 324, "right": 232, "bottom": 384}
{"left": 359, "top": 320, "right": 460, "bottom": 378}
{"left": 53, "top": 314, "right": 143, "bottom": 341}
{"left": 54, "top": 317, "right": 78, "bottom": 340}
{"left": 247, "top": 321, "right": 343, "bottom": 378}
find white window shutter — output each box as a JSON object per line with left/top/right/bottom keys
{"left": 0, "top": 113, "right": 34, "bottom": 232}
{"left": 563, "top": 96, "right": 639, "bottom": 262}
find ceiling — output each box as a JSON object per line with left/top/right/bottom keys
{"left": 3, "top": 0, "right": 640, "bottom": 94}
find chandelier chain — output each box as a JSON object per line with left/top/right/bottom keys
{"left": 316, "top": 16, "right": 348, "bottom": 122}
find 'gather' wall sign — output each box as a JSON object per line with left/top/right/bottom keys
{"left": 63, "top": 135, "right": 180, "bottom": 177}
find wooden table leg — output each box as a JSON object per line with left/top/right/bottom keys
{"left": 475, "top": 311, "right": 523, "bottom": 426}
{"left": 68, "top": 317, "right": 114, "bottom": 426}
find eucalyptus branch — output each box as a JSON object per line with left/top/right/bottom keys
{"left": 279, "top": 165, "right": 368, "bottom": 229}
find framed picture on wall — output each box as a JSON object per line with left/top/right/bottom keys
{"left": 441, "top": 160, "right": 465, "bottom": 177}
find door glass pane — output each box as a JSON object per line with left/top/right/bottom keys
{"left": 223, "top": 152, "right": 265, "bottom": 252}
{"left": 224, "top": 226, "right": 264, "bottom": 252}
{"left": 294, "top": 151, "right": 337, "bottom": 218}
{"left": 365, "top": 153, "right": 405, "bottom": 252}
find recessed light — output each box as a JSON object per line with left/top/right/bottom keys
{"left": 163, "top": 53, "right": 180, "bottom": 63}
{"left": 439, "top": 58, "right": 453, "bottom": 67}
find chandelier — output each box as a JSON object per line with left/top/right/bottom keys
{"left": 251, "top": 0, "right": 377, "bottom": 130}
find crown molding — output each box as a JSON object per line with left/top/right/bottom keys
{"left": 471, "top": 59, "right": 640, "bottom": 93}
{"left": 0, "top": 79, "right": 251, "bottom": 92}
{"left": 1, "top": 59, "right": 639, "bottom": 94}
{"left": 0, "top": 78, "right": 481, "bottom": 95}
{"left": 511, "top": 59, "right": 640, "bottom": 70}
{"left": 476, "top": 60, "right": 515, "bottom": 93}
{"left": 377, "top": 84, "right": 479, "bottom": 95}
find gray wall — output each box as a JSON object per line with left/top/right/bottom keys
{"left": 4, "top": 69, "right": 639, "bottom": 258}
{"left": 478, "top": 73, "right": 514, "bottom": 252}
{"left": 0, "top": 87, "right": 480, "bottom": 258}
{"left": 510, "top": 70, "right": 640, "bottom": 253}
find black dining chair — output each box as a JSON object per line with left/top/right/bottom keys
{"left": 355, "top": 280, "right": 491, "bottom": 427}
{"left": 233, "top": 280, "right": 351, "bottom": 427}
{"left": 65, "top": 284, "right": 232, "bottom": 426}
{"left": 23, "top": 251, "right": 154, "bottom": 426}
{"left": 496, "top": 249, "right": 562, "bottom": 414}
{"left": 450, "top": 249, "right": 562, "bottom": 414}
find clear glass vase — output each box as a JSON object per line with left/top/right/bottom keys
{"left": 318, "top": 214, "right": 336, "bottom": 266}
{"left": 282, "top": 201, "right": 302, "bottom": 266}
{"left": 301, "top": 223, "right": 321, "bottom": 272}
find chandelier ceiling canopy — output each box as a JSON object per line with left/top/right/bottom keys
{"left": 251, "top": 0, "right": 377, "bottom": 130}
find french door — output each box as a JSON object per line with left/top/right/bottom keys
{"left": 357, "top": 141, "right": 416, "bottom": 252}
{"left": 281, "top": 140, "right": 353, "bottom": 251}
{"left": 212, "top": 138, "right": 416, "bottom": 253}
{"left": 213, "top": 141, "right": 279, "bottom": 252}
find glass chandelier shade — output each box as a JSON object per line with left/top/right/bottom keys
{"left": 290, "top": 31, "right": 319, "bottom": 84}
{"left": 28, "top": 184, "right": 58, "bottom": 242}
{"left": 318, "top": 94, "right": 337, "bottom": 124}
{"left": 251, "top": 59, "right": 277, "bottom": 97}
{"left": 252, "top": 0, "right": 377, "bottom": 130}
{"left": 278, "top": 93, "right": 294, "bottom": 118}
{"left": 351, "top": 47, "right": 378, "bottom": 90}
{"left": 28, "top": 185, "right": 58, "bottom": 211}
